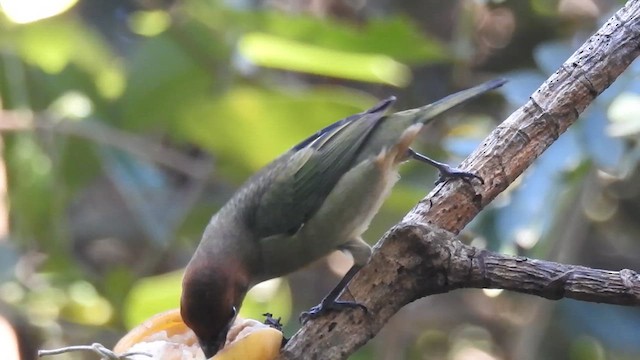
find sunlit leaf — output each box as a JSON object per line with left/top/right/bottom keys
{"left": 4, "top": 135, "right": 56, "bottom": 243}
{"left": 185, "top": 3, "right": 448, "bottom": 64}
{"left": 123, "top": 270, "right": 183, "bottom": 329}
{"left": 0, "top": 0, "right": 78, "bottom": 24}
{"left": 128, "top": 10, "right": 171, "bottom": 37}
{"left": 239, "top": 32, "right": 411, "bottom": 86}
{"left": 120, "top": 35, "right": 211, "bottom": 130}
{"left": 102, "top": 267, "right": 137, "bottom": 312}
{"left": 96, "top": 61, "right": 126, "bottom": 100}
{"left": 607, "top": 92, "right": 640, "bottom": 137}
{"left": 12, "top": 17, "right": 112, "bottom": 75}
{"left": 61, "top": 281, "right": 113, "bottom": 326}
{"left": 241, "top": 278, "right": 292, "bottom": 325}
{"left": 48, "top": 91, "right": 93, "bottom": 119}
{"left": 175, "top": 86, "right": 377, "bottom": 180}
{"left": 244, "top": 12, "right": 448, "bottom": 64}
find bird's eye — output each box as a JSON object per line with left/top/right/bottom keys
{"left": 231, "top": 306, "right": 237, "bottom": 318}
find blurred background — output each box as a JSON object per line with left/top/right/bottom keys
{"left": 1, "top": 0, "right": 640, "bottom": 359}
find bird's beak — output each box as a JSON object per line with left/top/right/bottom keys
{"left": 200, "top": 336, "right": 225, "bottom": 359}
{"left": 199, "top": 308, "right": 236, "bottom": 358}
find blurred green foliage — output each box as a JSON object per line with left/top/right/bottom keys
{"left": 1, "top": 0, "right": 640, "bottom": 359}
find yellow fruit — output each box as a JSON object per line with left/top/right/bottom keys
{"left": 114, "top": 308, "right": 283, "bottom": 360}
{"left": 214, "top": 319, "right": 282, "bottom": 360}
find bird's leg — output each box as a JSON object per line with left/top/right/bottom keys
{"left": 299, "top": 264, "right": 365, "bottom": 324}
{"left": 407, "top": 148, "right": 484, "bottom": 185}
{"left": 299, "top": 238, "right": 371, "bottom": 324}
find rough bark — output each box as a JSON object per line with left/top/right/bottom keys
{"left": 280, "top": 0, "right": 640, "bottom": 359}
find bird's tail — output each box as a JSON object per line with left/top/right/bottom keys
{"left": 400, "top": 78, "right": 507, "bottom": 125}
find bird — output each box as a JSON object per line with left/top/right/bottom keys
{"left": 180, "top": 79, "right": 505, "bottom": 358}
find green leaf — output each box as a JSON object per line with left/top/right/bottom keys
{"left": 174, "top": 86, "right": 377, "bottom": 181}
{"left": 11, "top": 17, "right": 113, "bottom": 75}
{"left": 0, "top": 0, "right": 79, "bottom": 24}
{"left": 119, "top": 35, "right": 212, "bottom": 130}
{"left": 184, "top": 4, "right": 448, "bottom": 64}
{"left": 102, "top": 267, "right": 137, "bottom": 316}
{"left": 122, "top": 270, "right": 183, "bottom": 329}
{"left": 183, "top": 4, "right": 450, "bottom": 85}
{"left": 241, "top": 278, "right": 292, "bottom": 325}
{"left": 59, "top": 137, "right": 100, "bottom": 193}
{"left": 4, "top": 135, "right": 56, "bottom": 242}
{"left": 60, "top": 281, "right": 113, "bottom": 326}
{"left": 256, "top": 13, "right": 449, "bottom": 64}
{"left": 569, "top": 336, "right": 605, "bottom": 360}
{"left": 239, "top": 32, "right": 411, "bottom": 86}
{"left": 607, "top": 92, "right": 640, "bottom": 137}
{"left": 128, "top": 10, "right": 172, "bottom": 37}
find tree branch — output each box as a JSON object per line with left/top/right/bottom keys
{"left": 0, "top": 112, "right": 212, "bottom": 180}
{"left": 280, "top": 0, "right": 640, "bottom": 358}
{"left": 462, "top": 235, "right": 640, "bottom": 305}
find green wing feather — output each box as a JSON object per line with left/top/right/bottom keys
{"left": 253, "top": 97, "right": 395, "bottom": 238}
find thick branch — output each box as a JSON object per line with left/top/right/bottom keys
{"left": 281, "top": 0, "right": 640, "bottom": 359}
{"left": 349, "top": 224, "right": 640, "bottom": 307}
{"left": 466, "top": 246, "right": 640, "bottom": 305}
{"left": 408, "top": 0, "right": 640, "bottom": 232}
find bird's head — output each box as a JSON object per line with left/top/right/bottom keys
{"left": 180, "top": 254, "right": 249, "bottom": 358}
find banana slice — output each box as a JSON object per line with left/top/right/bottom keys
{"left": 214, "top": 318, "right": 282, "bottom": 360}
{"left": 114, "top": 309, "right": 282, "bottom": 360}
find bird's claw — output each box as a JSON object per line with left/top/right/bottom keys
{"left": 263, "top": 312, "right": 289, "bottom": 347}
{"left": 262, "top": 312, "right": 284, "bottom": 331}
{"left": 299, "top": 300, "right": 368, "bottom": 324}
{"left": 434, "top": 164, "right": 484, "bottom": 186}
{"left": 407, "top": 148, "right": 483, "bottom": 186}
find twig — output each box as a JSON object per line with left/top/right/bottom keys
{"left": 38, "top": 343, "right": 151, "bottom": 360}
{"left": 0, "top": 111, "right": 212, "bottom": 180}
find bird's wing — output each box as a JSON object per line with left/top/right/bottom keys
{"left": 252, "top": 97, "right": 396, "bottom": 238}
{"left": 291, "top": 97, "right": 396, "bottom": 152}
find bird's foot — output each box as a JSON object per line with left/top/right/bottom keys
{"left": 263, "top": 313, "right": 289, "bottom": 347}
{"left": 263, "top": 312, "right": 284, "bottom": 331}
{"left": 299, "top": 300, "right": 368, "bottom": 324}
{"left": 408, "top": 148, "right": 484, "bottom": 185}
{"left": 433, "top": 162, "right": 484, "bottom": 186}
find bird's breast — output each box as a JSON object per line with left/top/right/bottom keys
{"left": 258, "top": 152, "right": 400, "bottom": 278}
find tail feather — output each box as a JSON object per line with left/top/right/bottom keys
{"left": 404, "top": 78, "right": 507, "bottom": 125}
